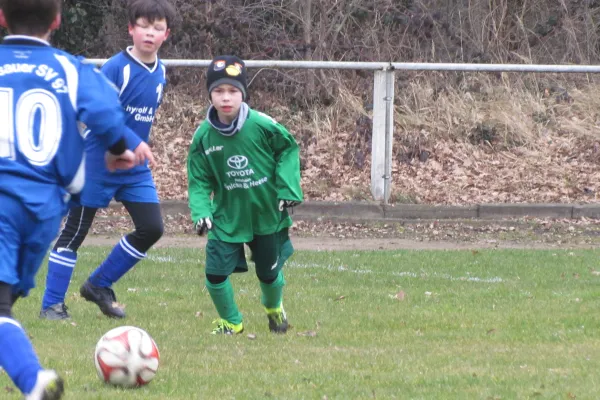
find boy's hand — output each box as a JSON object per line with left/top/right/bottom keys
{"left": 194, "top": 218, "right": 212, "bottom": 236}
{"left": 105, "top": 149, "right": 136, "bottom": 172}
{"left": 279, "top": 200, "right": 300, "bottom": 211}
{"left": 134, "top": 142, "right": 156, "bottom": 168}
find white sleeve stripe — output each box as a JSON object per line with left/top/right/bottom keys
{"left": 48, "top": 257, "right": 76, "bottom": 268}
{"left": 66, "top": 155, "right": 85, "bottom": 194}
{"left": 120, "top": 237, "right": 146, "bottom": 259}
{"left": 120, "top": 64, "right": 131, "bottom": 96}
{"left": 53, "top": 54, "right": 78, "bottom": 111}
{"left": 0, "top": 317, "right": 22, "bottom": 329}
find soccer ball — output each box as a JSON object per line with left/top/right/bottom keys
{"left": 94, "top": 326, "right": 160, "bottom": 387}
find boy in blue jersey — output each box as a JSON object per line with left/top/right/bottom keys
{"left": 0, "top": 0, "right": 149, "bottom": 398}
{"left": 40, "top": 0, "right": 176, "bottom": 320}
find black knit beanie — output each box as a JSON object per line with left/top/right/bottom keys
{"left": 207, "top": 55, "right": 248, "bottom": 100}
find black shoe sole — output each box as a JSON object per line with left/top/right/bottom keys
{"left": 39, "top": 312, "right": 71, "bottom": 321}
{"left": 269, "top": 322, "right": 289, "bottom": 333}
{"left": 42, "top": 376, "right": 64, "bottom": 400}
{"left": 80, "top": 284, "right": 125, "bottom": 319}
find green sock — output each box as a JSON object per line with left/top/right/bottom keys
{"left": 205, "top": 278, "right": 243, "bottom": 325}
{"left": 260, "top": 271, "right": 286, "bottom": 309}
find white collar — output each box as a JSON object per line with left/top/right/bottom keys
{"left": 126, "top": 46, "right": 158, "bottom": 72}
{"left": 4, "top": 35, "right": 50, "bottom": 46}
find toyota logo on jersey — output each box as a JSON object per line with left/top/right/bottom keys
{"left": 227, "top": 155, "right": 248, "bottom": 170}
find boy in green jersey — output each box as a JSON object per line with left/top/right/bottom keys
{"left": 187, "top": 55, "right": 303, "bottom": 335}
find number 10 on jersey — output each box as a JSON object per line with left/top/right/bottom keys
{"left": 0, "top": 87, "right": 62, "bottom": 166}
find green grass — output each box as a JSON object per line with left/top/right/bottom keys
{"left": 2, "top": 246, "right": 600, "bottom": 399}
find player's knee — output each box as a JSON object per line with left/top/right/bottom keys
{"left": 140, "top": 218, "right": 164, "bottom": 247}
{"left": 0, "top": 282, "right": 13, "bottom": 317}
{"left": 256, "top": 271, "right": 277, "bottom": 284}
{"left": 206, "top": 274, "right": 228, "bottom": 285}
{"left": 128, "top": 219, "right": 163, "bottom": 253}
{"left": 146, "top": 218, "right": 164, "bottom": 244}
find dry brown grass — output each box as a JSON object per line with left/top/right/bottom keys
{"left": 44, "top": 0, "right": 600, "bottom": 205}
{"left": 151, "top": 71, "right": 600, "bottom": 205}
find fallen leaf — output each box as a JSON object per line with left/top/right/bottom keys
{"left": 247, "top": 334, "right": 257, "bottom": 340}
{"left": 4, "top": 386, "right": 14, "bottom": 393}
{"left": 487, "top": 328, "right": 496, "bottom": 335}
{"left": 394, "top": 291, "right": 406, "bottom": 300}
{"left": 195, "top": 311, "right": 203, "bottom": 318}
{"left": 334, "top": 295, "right": 346, "bottom": 301}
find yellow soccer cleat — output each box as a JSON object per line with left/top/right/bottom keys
{"left": 211, "top": 319, "right": 244, "bottom": 335}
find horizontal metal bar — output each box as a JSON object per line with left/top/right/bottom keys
{"left": 85, "top": 59, "right": 390, "bottom": 70}
{"left": 84, "top": 59, "right": 600, "bottom": 73}
{"left": 391, "top": 62, "right": 600, "bottom": 73}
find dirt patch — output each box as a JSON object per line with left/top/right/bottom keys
{"left": 84, "top": 211, "right": 600, "bottom": 251}
{"left": 83, "top": 206, "right": 600, "bottom": 250}
{"left": 82, "top": 235, "right": 595, "bottom": 251}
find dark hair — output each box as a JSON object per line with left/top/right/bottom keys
{"left": 127, "top": 0, "right": 176, "bottom": 28}
{"left": 0, "top": 0, "right": 61, "bottom": 36}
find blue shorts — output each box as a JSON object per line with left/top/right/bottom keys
{"left": 0, "top": 194, "right": 63, "bottom": 297}
{"left": 80, "top": 176, "right": 159, "bottom": 208}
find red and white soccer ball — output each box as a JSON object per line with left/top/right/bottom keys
{"left": 94, "top": 326, "right": 160, "bottom": 387}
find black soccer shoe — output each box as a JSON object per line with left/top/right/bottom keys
{"left": 80, "top": 281, "right": 125, "bottom": 319}
{"left": 266, "top": 305, "right": 289, "bottom": 334}
{"left": 39, "top": 303, "right": 70, "bottom": 320}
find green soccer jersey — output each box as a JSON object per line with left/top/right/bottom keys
{"left": 187, "top": 109, "right": 303, "bottom": 243}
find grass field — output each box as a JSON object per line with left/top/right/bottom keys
{"left": 2, "top": 245, "right": 600, "bottom": 399}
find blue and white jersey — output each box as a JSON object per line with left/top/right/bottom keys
{"left": 0, "top": 36, "right": 128, "bottom": 219}
{"left": 86, "top": 47, "right": 167, "bottom": 182}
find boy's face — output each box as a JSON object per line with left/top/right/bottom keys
{"left": 128, "top": 17, "right": 169, "bottom": 58}
{"left": 210, "top": 84, "right": 244, "bottom": 122}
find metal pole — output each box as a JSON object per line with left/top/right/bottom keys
{"left": 383, "top": 68, "right": 395, "bottom": 204}
{"left": 86, "top": 58, "right": 600, "bottom": 73}
{"left": 371, "top": 71, "right": 386, "bottom": 201}
{"left": 86, "top": 59, "right": 390, "bottom": 70}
